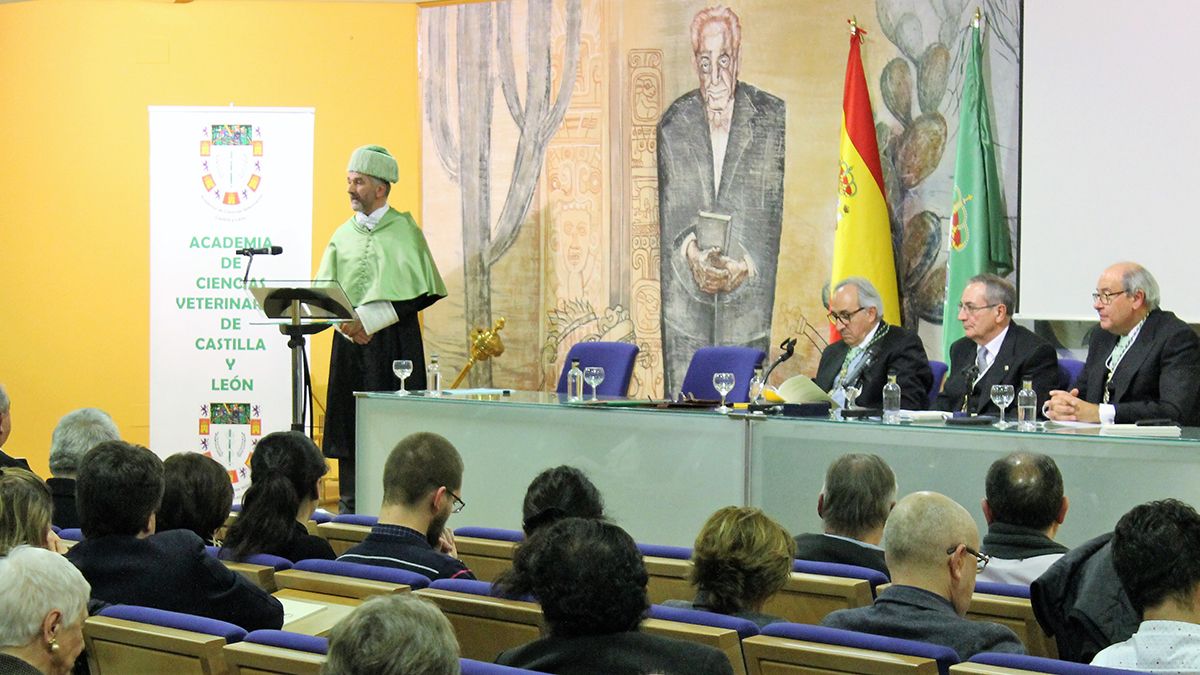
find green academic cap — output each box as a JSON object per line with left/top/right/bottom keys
{"left": 347, "top": 144, "right": 398, "bottom": 183}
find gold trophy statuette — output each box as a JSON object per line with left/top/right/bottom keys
{"left": 449, "top": 317, "right": 507, "bottom": 389}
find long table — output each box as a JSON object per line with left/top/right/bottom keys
{"left": 355, "top": 392, "right": 1200, "bottom": 548}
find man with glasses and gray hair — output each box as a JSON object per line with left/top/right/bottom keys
{"left": 935, "top": 274, "right": 1058, "bottom": 416}
{"left": 815, "top": 277, "right": 932, "bottom": 410}
{"left": 821, "top": 491, "right": 1025, "bottom": 659}
{"left": 1047, "top": 262, "right": 1200, "bottom": 426}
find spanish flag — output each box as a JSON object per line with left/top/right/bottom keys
{"left": 831, "top": 20, "right": 900, "bottom": 331}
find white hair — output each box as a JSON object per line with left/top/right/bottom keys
{"left": 1122, "top": 264, "right": 1161, "bottom": 310}
{"left": 49, "top": 408, "right": 119, "bottom": 476}
{"left": 835, "top": 276, "right": 884, "bottom": 314}
{"left": 0, "top": 384, "right": 9, "bottom": 415}
{"left": 324, "top": 594, "right": 460, "bottom": 675}
{"left": 0, "top": 545, "right": 91, "bottom": 648}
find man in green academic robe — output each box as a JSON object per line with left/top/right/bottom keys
{"left": 317, "top": 144, "right": 446, "bottom": 513}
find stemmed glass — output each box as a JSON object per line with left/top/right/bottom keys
{"left": 991, "top": 384, "right": 1015, "bottom": 428}
{"left": 392, "top": 359, "right": 413, "bottom": 395}
{"left": 844, "top": 384, "right": 861, "bottom": 409}
{"left": 583, "top": 367, "right": 605, "bottom": 401}
{"left": 713, "top": 372, "right": 735, "bottom": 413}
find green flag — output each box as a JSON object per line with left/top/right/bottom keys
{"left": 942, "top": 20, "right": 1012, "bottom": 359}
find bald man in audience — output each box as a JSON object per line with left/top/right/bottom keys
{"left": 821, "top": 491, "right": 1025, "bottom": 659}
{"left": 792, "top": 453, "right": 894, "bottom": 577}
{"left": 977, "top": 452, "right": 1069, "bottom": 585}
{"left": 1047, "top": 262, "right": 1200, "bottom": 426}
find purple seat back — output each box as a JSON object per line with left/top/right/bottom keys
{"left": 647, "top": 604, "right": 759, "bottom": 640}
{"left": 637, "top": 543, "right": 692, "bottom": 560}
{"left": 680, "top": 346, "right": 766, "bottom": 402}
{"left": 792, "top": 559, "right": 889, "bottom": 594}
{"left": 929, "top": 360, "right": 949, "bottom": 405}
{"left": 555, "top": 341, "right": 640, "bottom": 397}
{"left": 453, "top": 526, "right": 524, "bottom": 542}
{"left": 294, "top": 558, "right": 430, "bottom": 589}
{"left": 59, "top": 528, "right": 83, "bottom": 541}
{"left": 244, "top": 629, "right": 328, "bottom": 655}
{"left": 243, "top": 553, "right": 295, "bottom": 570}
{"left": 331, "top": 513, "right": 378, "bottom": 527}
{"left": 429, "top": 578, "right": 498, "bottom": 596}
{"left": 974, "top": 581, "right": 1031, "bottom": 599}
{"left": 1059, "top": 358, "right": 1085, "bottom": 390}
{"left": 970, "top": 652, "right": 1143, "bottom": 674}
{"left": 231, "top": 503, "right": 242, "bottom": 513}
{"left": 760, "top": 623, "right": 959, "bottom": 675}
{"left": 310, "top": 510, "right": 333, "bottom": 524}
{"left": 98, "top": 605, "right": 247, "bottom": 643}
{"left": 460, "top": 659, "right": 541, "bottom": 674}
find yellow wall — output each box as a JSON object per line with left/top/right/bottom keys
{"left": 0, "top": 0, "right": 421, "bottom": 474}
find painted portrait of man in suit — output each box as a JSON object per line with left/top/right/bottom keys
{"left": 657, "top": 5, "right": 786, "bottom": 394}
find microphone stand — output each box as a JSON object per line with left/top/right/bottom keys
{"left": 242, "top": 252, "right": 256, "bottom": 285}
{"left": 761, "top": 337, "right": 797, "bottom": 383}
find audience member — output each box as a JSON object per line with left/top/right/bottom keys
{"left": 1047, "top": 262, "right": 1200, "bottom": 425}
{"left": 65, "top": 440, "right": 283, "bottom": 631}
{"left": 1092, "top": 499, "right": 1200, "bottom": 671}
{"left": 665, "top": 506, "right": 794, "bottom": 628}
{"left": 0, "top": 468, "right": 64, "bottom": 556}
{"left": 0, "top": 384, "right": 31, "bottom": 471}
{"left": 815, "top": 277, "right": 933, "bottom": 410}
{"left": 157, "top": 452, "right": 234, "bottom": 545}
{"left": 222, "top": 431, "right": 334, "bottom": 562}
{"left": 323, "top": 593, "right": 460, "bottom": 675}
{"left": 338, "top": 432, "right": 473, "bottom": 580}
{"left": 47, "top": 408, "right": 120, "bottom": 529}
{"left": 793, "top": 453, "right": 894, "bottom": 576}
{"left": 0, "top": 546, "right": 91, "bottom": 675}
{"left": 494, "top": 517, "right": 733, "bottom": 674}
{"left": 978, "top": 452, "right": 1069, "bottom": 585}
{"left": 821, "top": 491, "right": 1025, "bottom": 659}
{"left": 521, "top": 465, "right": 604, "bottom": 535}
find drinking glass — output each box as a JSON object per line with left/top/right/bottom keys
{"left": 392, "top": 359, "right": 413, "bottom": 395}
{"left": 583, "top": 366, "right": 605, "bottom": 401}
{"left": 713, "top": 372, "right": 735, "bottom": 413}
{"left": 845, "top": 384, "right": 861, "bottom": 409}
{"left": 991, "top": 384, "right": 1015, "bottom": 428}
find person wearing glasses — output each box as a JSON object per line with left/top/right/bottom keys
{"left": 821, "top": 491, "right": 1025, "bottom": 659}
{"left": 814, "top": 277, "right": 933, "bottom": 410}
{"left": 1046, "top": 262, "right": 1200, "bottom": 426}
{"left": 934, "top": 274, "right": 1058, "bottom": 416}
{"left": 337, "top": 432, "right": 475, "bottom": 580}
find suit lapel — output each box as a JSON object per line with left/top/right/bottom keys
{"left": 683, "top": 93, "right": 718, "bottom": 204}
{"left": 1109, "top": 311, "right": 1160, "bottom": 402}
{"left": 972, "top": 330, "right": 1018, "bottom": 412}
{"left": 716, "top": 85, "right": 757, "bottom": 201}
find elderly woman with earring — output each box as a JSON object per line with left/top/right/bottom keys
{"left": 0, "top": 545, "right": 92, "bottom": 674}
{"left": 0, "top": 468, "right": 65, "bottom": 556}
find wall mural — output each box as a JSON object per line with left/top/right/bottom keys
{"left": 418, "top": 0, "right": 1021, "bottom": 396}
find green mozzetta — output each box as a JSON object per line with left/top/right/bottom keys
{"left": 316, "top": 208, "right": 446, "bottom": 306}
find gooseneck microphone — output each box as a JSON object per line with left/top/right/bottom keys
{"left": 235, "top": 246, "right": 283, "bottom": 256}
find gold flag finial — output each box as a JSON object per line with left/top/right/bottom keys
{"left": 848, "top": 16, "right": 867, "bottom": 40}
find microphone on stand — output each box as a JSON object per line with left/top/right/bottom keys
{"left": 961, "top": 364, "right": 980, "bottom": 413}
{"left": 235, "top": 246, "right": 283, "bottom": 256}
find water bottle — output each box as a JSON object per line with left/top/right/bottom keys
{"left": 1017, "top": 378, "right": 1037, "bottom": 431}
{"left": 882, "top": 371, "right": 901, "bottom": 424}
{"left": 748, "top": 366, "right": 765, "bottom": 404}
{"left": 427, "top": 354, "right": 442, "bottom": 397}
{"left": 566, "top": 359, "right": 584, "bottom": 402}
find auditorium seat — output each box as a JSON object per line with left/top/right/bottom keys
{"left": 460, "top": 658, "right": 543, "bottom": 674}
{"left": 646, "top": 604, "right": 758, "bottom": 675}
{"left": 555, "top": 340, "right": 640, "bottom": 397}
{"left": 414, "top": 583, "right": 545, "bottom": 662}
{"left": 744, "top": 622, "right": 958, "bottom": 675}
{"left": 968, "top": 582, "right": 1057, "bottom": 659}
{"left": 85, "top": 605, "right": 246, "bottom": 675}
{"left": 453, "top": 526, "right": 523, "bottom": 581}
{"left": 930, "top": 360, "right": 949, "bottom": 404}
{"left": 955, "top": 652, "right": 1142, "bottom": 674}
{"left": 1058, "top": 358, "right": 1085, "bottom": 390}
{"left": 224, "top": 630, "right": 327, "bottom": 674}
{"left": 315, "top": 514, "right": 375, "bottom": 555}
{"left": 763, "top": 564, "right": 878, "bottom": 625}
{"left": 59, "top": 527, "right": 83, "bottom": 541}
{"left": 679, "top": 346, "right": 766, "bottom": 402}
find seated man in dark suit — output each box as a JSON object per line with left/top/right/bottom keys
{"left": 935, "top": 274, "right": 1058, "bottom": 416}
{"left": 977, "top": 452, "right": 1069, "bottom": 586}
{"left": 0, "top": 383, "right": 31, "bottom": 471}
{"left": 816, "top": 277, "right": 932, "bottom": 410}
{"left": 495, "top": 517, "right": 734, "bottom": 674}
{"left": 338, "top": 432, "right": 475, "bottom": 581}
{"left": 821, "top": 491, "right": 1025, "bottom": 659}
{"left": 47, "top": 408, "right": 120, "bottom": 529}
{"left": 793, "top": 453, "right": 893, "bottom": 577}
{"left": 65, "top": 440, "right": 283, "bottom": 631}
{"left": 1047, "top": 262, "right": 1200, "bottom": 426}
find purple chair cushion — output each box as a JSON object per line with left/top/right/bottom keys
{"left": 293, "top": 558, "right": 431, "bottom": 589}
{"left": 646, "top": 604, "right": 759, "bottom": 640}
{"left": 242, "top": 553, "right": 294, "bottom": 571}
{"left": 970, "top": 652, "right": 1142, "bottom": 674}
{"left": 98, "top": 605, "right": 247, "bottom": 643}
{"left": 974, "top": 581, "right": 1031, "bottom": 599}
{"left": 555, "top": 341, "right": 640, "bottom": 397}
{"left": 761, "top": 623, "right": 959, "bottom": 674}
{"left": 429, "top": 578, "right": 498, "bottom": 596}
{"left": 679, "top": 346, "right": 767, "bottom": 402}
{"left": 310, "top": 510, "right": 333, "bottom": 524}
{"left": 1059, "top": 358, "right": 1085, "bottom": 390}
{"left": 330, "top": 514, "right": 378, "bottom": 527}
{"left": 453, "top": 526, "right": 525, "bottom": 543}
{"left": 792, "top": 559, "right": 889, "bottom": 593}
{"left": 460, "top": 659, "right": 541, "bottom": 674}
{"left": 637, "top": 543, "right": 692, "bottom": 560}
{"left": 244, "top": 629, "right": 328, "bottom": 655}
{"left": 59, "top": 528, "right": 83, "bottom": 541}
{"left": 929, "top": 360, "right": 949, "bottom": 405}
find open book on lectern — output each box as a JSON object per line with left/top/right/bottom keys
{"left": 248, "top": 280, "right": 356, "bottom": 324}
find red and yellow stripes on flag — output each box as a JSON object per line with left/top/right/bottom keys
{"left": 831, "top": 20, "right": 900, "bottom": 328}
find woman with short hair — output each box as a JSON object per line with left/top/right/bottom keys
{"left": 158, "top": 452, "right": 234, "bottom": 545}
{"left": 0, "top": 545, "right": 91, "bottom": 674}
{"left": 520, "top": 465, "right": 604, "bottom": 535}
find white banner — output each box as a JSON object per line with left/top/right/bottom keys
{"left": 149, "top": 106, "right": 314, "bottom": 497}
